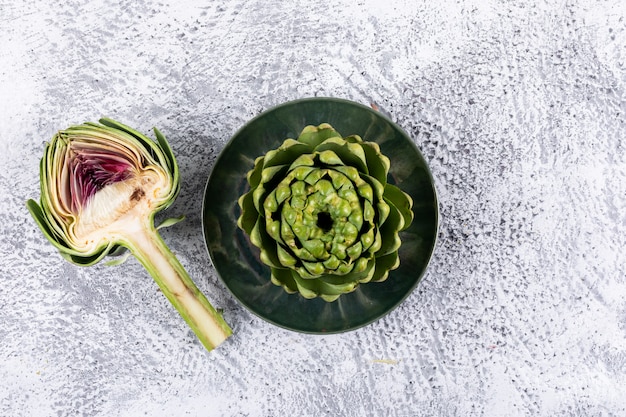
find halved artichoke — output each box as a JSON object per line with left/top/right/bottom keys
{"left": 237, "top": 123, "right": 413, "bottom": 302}
{"left": 27, "top": 119, "right": 232, "bottom": 352}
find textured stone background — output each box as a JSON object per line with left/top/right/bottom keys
{"left": 1, "top": 0, "right": 625, "bottom": 416}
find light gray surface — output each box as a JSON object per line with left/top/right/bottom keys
{"left": 1, "top": 0, "right": 625, "bottom": 416}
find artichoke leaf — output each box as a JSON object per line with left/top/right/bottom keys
{"left": 288, "top": 154, "right": 316, "bottom": 170}
{"left": 260, "top": 164, "right": 289, "bottom": 186}
{"left": 246, "top": 156, "right": 265, "bottom": 188}
{"left": 291, "top": 269, "right": 359, "bottom": 301}
{"left": 270, "top": 267, "right": 298, "bottom": 294}
{"left": 237, "top": 191, "right": 259, "bottom": 234}
{"left": 297, "top": 124, "right": 342, "bottom": 147}
{"left": 361, "top": 141, "right": 390, "bottom": 185}
{"left": 156, "top": 215, "right": 186, "bottom": 230}
{"left": 370, "top": 251, "right": 400, "bottom": 283}
{"left": 376, "top": 203, "right": 403, "bottom": 256}
{"left": 104, "top": 250, "right": 132, "bottom": 267}
{"left": 263, "top": 139, "right": 312, "bottom": 168}
{"left": 314, "top": 140, "right": 368, "bottom": 174}
{"left": 251, "top": 218, "right": 282, "bottom": 268}
{"left": 383, "top": 184, "right": 414, "bottom": 231}
{"left": 317, "top": 150, "right": 344, "bottom": 166}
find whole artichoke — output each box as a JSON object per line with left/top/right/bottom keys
{"left": 237, "top": 123, "right": 413, "bottom": 302}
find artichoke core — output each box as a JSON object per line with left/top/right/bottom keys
{"left": 316, "top": 212, "right": 333, "bottom": 232}
{"left": 237, "top": 123, "right": 414, "bottom": 302}
{"left": 74, "top": 171, "right": 167, "bottom": 250}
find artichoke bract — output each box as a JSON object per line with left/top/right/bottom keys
{"left": 27, "top": 118, "right": 232, "bottom": 352}
{"left": 237, "top": 123, "right": 414, "bottom": 302}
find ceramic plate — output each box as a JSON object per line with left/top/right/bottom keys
{"left": 202, "top": 97, "right": 438, "bottom": 333}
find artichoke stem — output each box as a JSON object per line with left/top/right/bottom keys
{"left": 123, "top": 219, "right": 232, "bottom": 351}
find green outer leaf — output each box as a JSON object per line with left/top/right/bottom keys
{"left": 297, "top": 124, "right": 342, "bottom": 147}
{"left": 270, "top": 267, "right": 298, "bottom": 294}
{"left": 156, "top": 215, "right": 186, "bottom": 230}
{"left": 247, "top": 157, "right": 264, "bottom": 188}
{"left": 237, "top": 191, "right": 258, "bottom": 234}
{"left": 104, "top": 251, "right": 132, "bottom": 267}
{"left": 383, "top": 184, "right": 414, "bottom": 231}
{"left": 370, "top": 251, "right": 400, "bottom": 283}
{"left": 38, "top": 141, "right": 70, "bottom": 246}
{"left": 251, "top": 217, "right": 282, "bottom": 268}
{"left": 314, "top": 138, "right": 368, "bottom": 174}
{"left": 290, "top": 269, "right": 359, "bottom": 300}
{"left": 359, "top": 173, "right": 389, "bottom": 225}
{"left": 376, "top": 203, "right": 403, "bottom": 257}
{"left": 317, "top": 257, "right": 376, "bottom": 285}
{"left": 26, "top": 199, "right": 111, "bottom": 266}
{"left": 361, "top": 141, "right": 390, "bottom": 185}
{"left": 263, "top": 139, "right": 312, "bottom": 168}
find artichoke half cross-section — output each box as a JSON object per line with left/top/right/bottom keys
{"left": 237, "top": 124, "right": 414, "bottom": 302}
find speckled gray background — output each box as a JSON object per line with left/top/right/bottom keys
{"left": 1, "top": 0, "right": 625, "bottom": 416}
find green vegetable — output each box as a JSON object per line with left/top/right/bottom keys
{"left": 238, "top": 123, "right": 414, "bottom": 301}
{"left": 27, "top": 118, "right": 232, "bottom": 352}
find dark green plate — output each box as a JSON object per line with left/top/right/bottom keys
{"left": 202, "top": 97, "right": 438, "bottom": 333}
